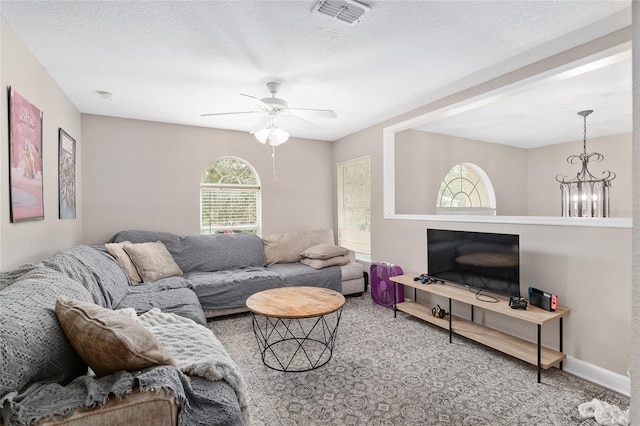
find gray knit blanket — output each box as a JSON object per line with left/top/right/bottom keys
{"left": 1, "top": 256, "right": 245, "bottom": 425}
{"left": 121, "top": 308, "right": 250, "bottom": 424}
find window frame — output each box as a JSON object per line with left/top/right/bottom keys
{"left": 436, "top": 162, "right": 496, "bottom": 215}
{"left": 200, "top": 157, "right": 262, "bottom": 235}
{"left": 337, "top": 155, "right": 371, "bottom": 259}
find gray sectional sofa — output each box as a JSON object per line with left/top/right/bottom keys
{"left": 108, "top": 228, "right": 365, "bottom": 318}
{"left": 0, "top": 227, "right": 365, "bottom": 425}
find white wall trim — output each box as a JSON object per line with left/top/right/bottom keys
{"left": 384, "top": 213, "right": 632, "bottom": 228}
{"left": 563, "top": 356, "right": 630, "bottom": 397}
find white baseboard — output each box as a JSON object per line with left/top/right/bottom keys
{"left": 563, "top": 356, "right": 630, "bottom": 397}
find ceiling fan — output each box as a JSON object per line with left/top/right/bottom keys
{"left": 201, "top": 82, "right": 337, "bottom": 146}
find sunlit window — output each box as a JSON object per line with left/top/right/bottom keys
{"left": 436, "top": 163, "right": 496, "bottom": 215}
{"left": 337, "top": 156, "right": 371, "bottom": 257}
{"left": 200, "top": 157, "right": 261, "bottom": 234}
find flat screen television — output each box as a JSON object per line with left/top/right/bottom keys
{"left": 426, "top": 229, "right": 520, "bottom": 298}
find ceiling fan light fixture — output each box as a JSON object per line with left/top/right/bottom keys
{"left": 254, "top": 125, "right": 289, "bottom": 146}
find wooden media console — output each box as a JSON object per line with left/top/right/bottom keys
{"left": 389, "top": 274, "right": 569, "bottom": 383}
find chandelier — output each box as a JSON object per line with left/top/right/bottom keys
{"left": 555, "top": 110, "right": 615, "bottom": 218}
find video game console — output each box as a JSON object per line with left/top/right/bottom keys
{"left": 528, "top": 286, "right": 558, "bottom": 311}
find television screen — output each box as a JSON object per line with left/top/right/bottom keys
{"left": 427, "top": 229, "right": 520, "bottom": 298}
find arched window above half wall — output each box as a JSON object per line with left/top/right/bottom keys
{"left": 436, "top": 163, "right": 496, "bottom": 215}
{"left": 200, "top": 157, "right": 262, "bottom": 235}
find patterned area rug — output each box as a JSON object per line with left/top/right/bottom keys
{"left": 209, "top": 292, "right": 629, "bottom": 425}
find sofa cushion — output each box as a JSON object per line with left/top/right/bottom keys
{"left": 268, "top": 263, "right": 341, "bottom": 293}
{"left": 110, "top": 230, "right": 266, "bottom": 272}
{"left": 340, "top": 261, "right": 364, "bottom": 281}
{"left": 263, "top": 229, "right": 334, "bottom": 265}
{"left": 55, "top": 297, "right": 176, "bottom": 377}
{"left": 177, "top": 233, "right": 266, "bottom": 272}
{"left": 105, "top": 241, "right": 143, "bottom": 284}
{"left": 187, "top": 268, "right": 285, "bottom": 311}
{"left": 300, "top": 255, "right": 350, "bottom": 269}
{"left": 0, "top": 266, "right": 92, "bottom": 400}
{"left": 117, "top": 287, "right": 207, "bottom": 326}
{"left": 42, "top": 245, "right": 131, "bottom": 309}
{"left": 123, "top": 241, "right": 183, "bottom": 283}
{"left": 301, "top": 243, "right": 350, "bottom": 260}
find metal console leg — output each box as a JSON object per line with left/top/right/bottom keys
{"left": 537, "top": 324, "right": 542, "bottom": 383}
{"left": 448, "top": 298, "right": 452, "bottom": 343}
{"left": 559, "top": 317, "right": 564, "bottom": 370}
{"left": 393, "top": 282, "right": 397, "bottom": 318}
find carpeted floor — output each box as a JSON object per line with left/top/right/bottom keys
{"left": 209, "top": 292, "right": 629, "bottom": 425}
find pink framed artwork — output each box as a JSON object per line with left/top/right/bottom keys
{"left": 8, "top": 87, "right": 44, "bottom": 222}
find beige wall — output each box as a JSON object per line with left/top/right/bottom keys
{"left": 81, "top": 114, "right": 335, "bottom": 244}
{"left": 394, "top": 129, "right": 632, "bottom": 218}
{"left": 0, "top": 18, "right": 83, "bottom": 270}
{"left": 395, "top": 130, "right": 528, "bottom": 215}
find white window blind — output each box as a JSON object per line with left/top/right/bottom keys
{"left": 200, "top": 158, "right": 261, "bottom": 235}
{"left": 337, "top": 156, "right": 371, "bottom": 256}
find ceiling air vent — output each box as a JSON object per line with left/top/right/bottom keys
{"left": 313, "top": 0, "right": 371, "bottom": 25}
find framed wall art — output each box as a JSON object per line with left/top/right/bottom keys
{"left": 58, "top": 128, "right": 76, "bottom": 219}
{"left": 8, "top": 87, "right": 44, "bottom": 223}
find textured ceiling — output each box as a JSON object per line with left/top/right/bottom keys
{"left": 0, "top": 1, "right": 632, "bottom": 144}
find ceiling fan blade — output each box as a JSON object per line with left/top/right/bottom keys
{"left": 280, "top": 113, "right": 322, "bottom": 130}
{"left": 200, "top": 111, "right": 261, "bottom": 117}
{"left": 241, "top": 93, "right": 271, "bottom": 109}
{"left": 287, "top": 108, "right": 337, "bottom": 119}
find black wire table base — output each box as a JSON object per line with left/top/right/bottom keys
{"left": 250, "top": 307, "right": 343, "bottom": 372}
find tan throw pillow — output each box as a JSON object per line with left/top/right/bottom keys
{"left": 105, "top": 242, "right": 143, "bottom": 284}
{"left": 263, "top": 229, "right": 334, "bottom": 265}
{"left": 300, "top": 255, "right": 350, "bottom": 269}
{"left": 55, "top": 297, "right": 175, "bottom": 377}
{"left": 301, "top": 243, "right": 350, "bottom": 260}
{"left": 122, "top": 241, "right": 183, "bottom": 283}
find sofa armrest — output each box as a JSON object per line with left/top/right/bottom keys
{"left": 34, "top": 387, "right": 178, "bottom": 426}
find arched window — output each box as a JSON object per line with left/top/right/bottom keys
{"left": 436, "top": 163, "right": 496, "bottom": 215}
{"left": 200, "top": 157, "right": 261, "bottom": 234}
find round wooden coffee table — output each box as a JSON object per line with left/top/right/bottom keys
{"left": 246, "top": 286, "right": 345, "bottom": 372}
